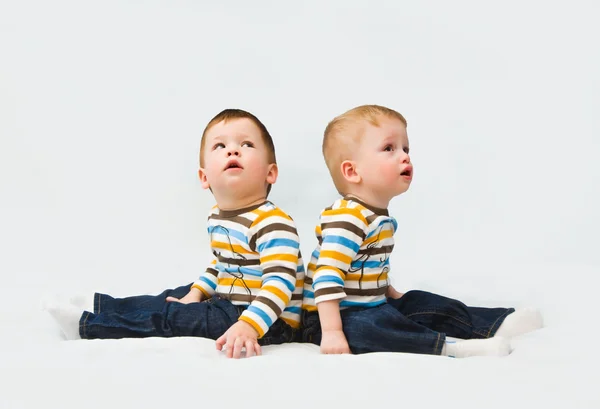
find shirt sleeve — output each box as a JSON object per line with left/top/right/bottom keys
{"left": 312, "top": 206, "right": 368, "bottom": 304}
{"left": 192, "top": 258, "right": 218, "bottom": 299}
{"left": 239, "top": 209, "right": 299, "bottom": 338}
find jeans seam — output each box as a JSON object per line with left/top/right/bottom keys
{"left": 96, "top": 293, "right": 101, "bottom": 314}
{"left": 485, "top": 308, "right": 513, "bottom": 338}
{"left": 80, "top": 311, "right": 90, "bottom": 338}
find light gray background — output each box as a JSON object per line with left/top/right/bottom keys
{"left": 0, "top": 2, "right": 598, "bottom": 407}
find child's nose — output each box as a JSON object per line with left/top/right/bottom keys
{"left": 227, "top": 148, "right": 240, "bottom": 156}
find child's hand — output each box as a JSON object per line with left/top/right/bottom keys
{"left": 216, "top": 321, "right": 261, "bottom": 359}
{"left": 166, "top": 288, "right": 202, "bottom": 304}
{"left": 320, "top": 330, "right": 351, "bottom": 354}
{"left": 386, "top": 285, "right": 404, "bottom": 299}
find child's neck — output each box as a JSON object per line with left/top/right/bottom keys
{"left": 344, "top": 191, "right": 390, "bottom": 210}
{"left": 215, "top": 195, "right": 267, "bottom": 211}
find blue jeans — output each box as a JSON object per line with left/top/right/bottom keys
{"left": 301, "top": 290, "right": 515, "bottom": 355}
{"left": 79, "top": 283, "right": 297, "bottom": 346}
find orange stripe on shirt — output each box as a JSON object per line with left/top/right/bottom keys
{"left": 318, "top": 250, "right": 352, "bottom": 265}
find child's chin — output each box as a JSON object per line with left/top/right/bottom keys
{"left": 394, "top": 184, "right": 410, "bottom": 196}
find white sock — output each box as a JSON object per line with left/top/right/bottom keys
{"left": 494, "top": 308, "right": 543, "bottom": 339}
{"left": 44, "top": 303, "right": 83, "bottom": 340}
{"left": 442, "top": 337, "right": 511, "bottom": 358}
{"left": 69, "top": 293, "right": 95, "bottom": 312}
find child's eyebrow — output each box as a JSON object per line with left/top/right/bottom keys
{"left": 381, "top": 136, "right": 399, "bottom": 144}
{"left": 384, "top": 133, "right": 408, "bottom": 144}
{"left": 214, "top": 133, "right": 253, "bottom": 140}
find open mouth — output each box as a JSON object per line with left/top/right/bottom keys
{"left": 401, "top": 166, "right": 413, "bottom": 177}
{"left": 224, "top": 160, "right": 243, "bottom": 170}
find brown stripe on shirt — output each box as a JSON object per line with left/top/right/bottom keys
{"left": 321, "top": 221, "right": 366, "bottom": 241}
{"left": 253, "top": 296, "right": 282, "bottom": 317}
{"left": 249, "top": 223, "right": 298, "bottom": 251}
{"left": 262, "top": 266, "right": 296, "bottom": 277}
{"left": 314, "top": 286, "right": 345, "bottom": 298}
{"left": 209, "top": 214, "right": 255, "bottom": 229}
{"left": 365, "top": 213, "right": 380, "bottom": 225}
{"left": 206, "top": 267, "right": 219, "bottom": 277}
{"left": 216, "top": 254, "right": 260, "bottom": 267}
{"left": 344, "top": 286, "right": 388, "bottom": 296}
{"left": 357, "top": 245, "right": 394, "bottom": 256}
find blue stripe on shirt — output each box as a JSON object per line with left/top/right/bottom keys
{"left": 340, "top": 299, "right": 386, "bottom": 308}
{"left": 246, "top": 305, "right": 273, "bottom": 328}
{"left": 207, "top": 225, "right": 248, "bottom": 244}
{"left": 257, "top": 238, "right": 299, "bottom": 252}
{"left": 199, "top": 276, "right": 217, "bottom": 289}
{"left": 263, "top": 276, "right": 296, "bottom": 292}
{"left": 322, "top": 235, "right": 360, "bottom": 253}
{"left": 313, "top": 275, "right": 345, "bottom": 286}
{"left": 350, "top": 259, "right": 390, "bottom": 269}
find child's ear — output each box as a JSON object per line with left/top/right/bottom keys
{"left": 340, "top": 160, "right": 361, "bottom": 184}
{"left": 198, "top": 168, "right": 210, "bottom": 189}
{"left": 266, "top": 163, "right": 278, "bottom": 185}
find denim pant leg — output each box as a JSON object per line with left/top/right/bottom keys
{"left": 258, "top": 319, "right": 298, "bottom": 346}
{"left": 94, "top": 283, "right": 194, "bottom": 314}
{"left": 302, "top": 304, "right": 445, "bottom": 355}
{"left": 387, "top": 290, "right": 515, "bottom": 339}
{"left": 80, "top": 296, "right": 240, "bottom": 340}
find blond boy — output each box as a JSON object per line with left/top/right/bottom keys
{"left": 301, "top": 105, "right": 542, "bottom": 357}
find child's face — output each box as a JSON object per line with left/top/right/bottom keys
{"left": 353, "top": 116, "right": 412, "bottom": 205}
{"left": 199, "top": 118, "right": 277, "bottom": 207}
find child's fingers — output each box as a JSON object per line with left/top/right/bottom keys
{"left": 215, "top": 334, "right": 226, "bottom": 351}
{"left": 244, "top": 339, "right": 255, "bottom": 357}
{"left": 232, "top": 337, "right": 244, "bottom": 359}
{"left": 165, "top": 296, "right": 179, "bottom": 302}
{"left": 253, "top": 342, "right": 262, "bottom": 357}
{"left": 226, "top": 340, "right": 235, "bottom": 358}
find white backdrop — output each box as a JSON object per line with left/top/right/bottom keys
{"left": 1, "top": 2, "right": 600, "bottom": 408}
{"left": 1, "top": 0, "right": 598, "bottom": 332}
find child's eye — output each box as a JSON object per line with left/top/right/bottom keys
{"left": 241, "top": 141, "right": 254, "bottom": 148}
{"left": 384, "top": 145, "right": 394, "bottom": 152}
{"left": 213, "top": 143, "right": 225, "bottom": 150}
{"left": 403, "top": 146, "right": 410, "bottom": 154}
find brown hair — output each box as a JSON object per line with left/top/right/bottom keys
{"left": 322, "top": 104, "right": 407, "bottom": 194}
{"left": 199, "top": 109, "right": 277, "bottom": 196}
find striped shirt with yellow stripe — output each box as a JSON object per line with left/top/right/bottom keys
{"left": 302, "top": 196, "right": 397, "bottom": 311}
{"left": 192, "top": 201, "right": 304, "bottom": 338}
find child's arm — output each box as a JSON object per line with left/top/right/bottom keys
{"left": 313, "top": 206, "right": 368, "bottom": 354}
{"left": 386, "top": 285, "right": 404, "bottom": 299}
{"left": 317, "top": 299, "right": 350, "bottom": 354}
{"left": 216, "top": 210, "right": 299, "bottom": 358}
{"left": 166, "top": 259, "right": 218, "bottom": 304}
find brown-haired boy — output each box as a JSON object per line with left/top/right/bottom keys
{"left": 46, "top": 109, "right": 305, "bottom": 359}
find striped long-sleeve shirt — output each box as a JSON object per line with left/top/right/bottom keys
{"left": 302, "top": 196, "right": 397, "bottom": 312}
{"left": 192, "top": 201, "right": 305, "bottom": 337}
{"left": 192, "top": 201, "right": 305, "bottom": 338}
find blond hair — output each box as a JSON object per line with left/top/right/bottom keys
{"left": 322, "top": 104, "right": 407, "bottom": 193}
{"left": 200, "top": 108, "right": 276, "bottom": 196}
